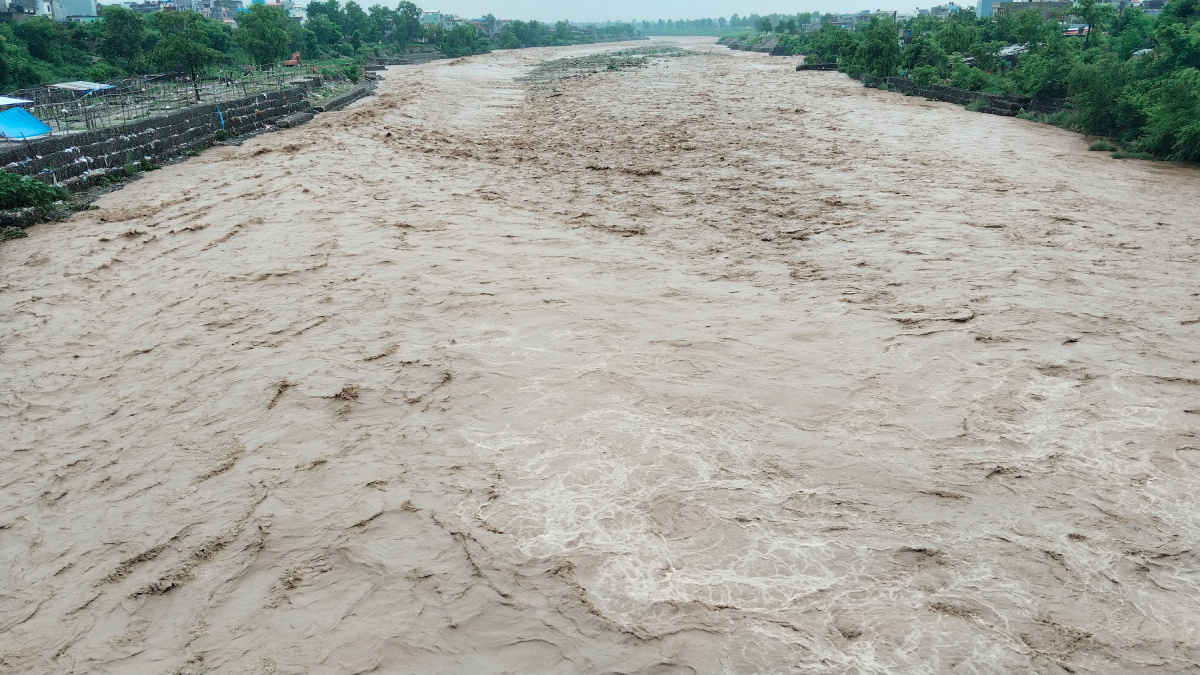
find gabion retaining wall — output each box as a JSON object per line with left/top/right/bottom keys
{"left": 1, "top": 88, "right": 314, "bottom": 190}
{"left": 312, "top": 83, "right": 375, "bottom": 113}
{"left": 861, "top": 75, "right": 1068, "bottom": 116}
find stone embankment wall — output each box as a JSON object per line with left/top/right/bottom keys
{"left": 860, "top": 75, "right": 1067, "bottom": 116}
{"left": 376, "top": 52, "right": 449, "bottom": 66}
{"left": 717, "top": 35, "right": 783, "bottom": 54}
{"left": 718, "top": 39, "right": 1068, "bottom": 118}
{"left": 1, "top": 83, "right": 372, "bottom": 191}
{"left": 312, "top": 83, "right": 375, "bottom": 113}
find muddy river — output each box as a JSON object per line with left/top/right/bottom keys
{"left": 3, "top": 37, "right": 1199, "bottom": 674}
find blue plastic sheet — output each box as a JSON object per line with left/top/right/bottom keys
{"left": 0, "top": 107, "right": 52, "bottom": 140}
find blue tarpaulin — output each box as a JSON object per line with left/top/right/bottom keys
{"left": 0, "top": 107, "right": 52, "bottom": 140}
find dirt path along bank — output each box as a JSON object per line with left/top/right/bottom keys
{"left": 3, "top": 38, "right": 1199, "bottom": 675}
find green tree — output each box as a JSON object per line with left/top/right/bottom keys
{"left": 1154, "top": 0, "right": 1200, "bottom": 70}
{"left": 305, "top": 0, "right": 343, "bottom": 28}
{"left": 811, "top": 24, "right": 852, "bottom": 62}
{"left": 302, "top": 27, "right": 320, "bottom": 55}
{"left": 0, "top": 24, "right": 42, "bottom": 89}
{"left": 200, "top": 18, "right": 234, "bottom": 53}
{"left": 438, "top": 23, "right": 489, "bottom": 56}
{"left": 950, "top": 52, "right": 991, "bottom": 89}
{"left": 307, "top": 14, "right": 341, "bottom": 45}
{"left": 367, "top": 4, "right": 393, "bottom": 41}
{"left": 1072, "top": 0, "right": 1102, "bottom": 48}
{"left": 395, "top": 1, "right": 422, "bottom": 42}
{"left": 283, "top": 18, "right": 306, "bottom": 55}
{"left": 1139, "top": 67, "right": 1200, "bottom": 160}
{"left": 1112, "top": 7, "right": 1155, "bottom": 58}
{"left": 1067, "top": 49, "right": 1131, "bottom": 135}
{"left": 98, "top": 5, "right": 145, "bottom": 68}
{"left": 497, "top": 27, "right": 520, "bottom": 48}
{"left": 1011, "top": 46, "right": 1076, "bottom": 98}
{"left": 902, "top": 36, "right": 948, "bottom": 73}
{"left": 935, "top": 20, "right": 977, "bottom": 54}
{"left": 342, "top": 1, "right": 371, "bottom": 40}
{"left": 912, "top": 64, "right": 942, "bottom": 86}
{"left": 970, "top": 39, "right": 1007, "bottom": 71}
{"left": 1015, "top": 9, "right": 1052, "bottom": 47}
{"left": 149, "top": 11, "right": 223, "bottom": 102}
{"left": 858, "top": 18, "right": 903, "bottom": 76}
{"left": 13, "top": 17, "right": 62, "bottom": 63}
{"left": 236, "top": 4, "right": 291, "bottom": 65}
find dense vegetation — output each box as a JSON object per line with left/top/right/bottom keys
{"left": 0, "top": 170, "right": 68, "bottom": 209}
{"left": 638, "top": 13, "right": 827, "bottom": 35}
{"left": 0, "top": 2, "right": 640, "bottom": 91}
{"left": 494, "top": 21, "right": 638, "bottom": 51}
{"left": 735, "top": 0, "right": 1199, "bottom": 161}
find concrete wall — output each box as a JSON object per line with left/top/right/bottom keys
{"left": 0, "top": 88, "right": 313, "bottom": 190}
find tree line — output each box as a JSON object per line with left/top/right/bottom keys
{"left": 758, "top": 0, "right": 1197, "bottom": 162}
{"left": 0, "top": 2, "right": 641, "bottom": 91}
{"left": 638, "top": 14, "right": 828, "bottom": 35}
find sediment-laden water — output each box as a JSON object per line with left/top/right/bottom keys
{"left": 3, "top": 37, "right": 1199, "bottom": 675}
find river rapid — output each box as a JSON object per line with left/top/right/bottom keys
{"left": 3, "top": 37, "right": 1199, "bottom": 674}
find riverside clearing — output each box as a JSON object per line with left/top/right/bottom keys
{"left": 2, "top": 37, "right": 1199, "bottom": 675}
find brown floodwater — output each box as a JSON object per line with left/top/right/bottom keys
{"left": 3, "top": 37, "right": 1199, "bottom": 674}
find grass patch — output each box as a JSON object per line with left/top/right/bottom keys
{"left": 877, "top": 82, "right": 889, "bottom": 91}
{"left": 966, "top": 98, "right": 987, "bottom": 112}
{"left": 1, "top": 225, "right": 28, "bottom": 242}
{"left": 1046, "top": 110, "right": 1080, "bottom": 130}
{"left": 1111, "top": 151, "right": 1154, "bottom": 160}
{"left": 1016, "top": 109, "right": 1081, "bottom": 131}
{"left": 1088, "top": 139, "right": 1117, "bottom": 151}
{"left": 0, "top": 172, "right": 69, "bottom": 210}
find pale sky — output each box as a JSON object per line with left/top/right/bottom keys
{"left": 414, "top": 0, "right": 923, "bottom": 23}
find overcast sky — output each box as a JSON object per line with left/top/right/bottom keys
{"left": 424, "top": 0, "right": 922, "bottom": 22}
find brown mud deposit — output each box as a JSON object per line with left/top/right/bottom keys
{"left": 3, "top": 38, "right": 1199, "bottom": 674}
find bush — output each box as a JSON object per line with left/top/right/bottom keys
{"left": 1046, "top": 110, "right": 1081, "bottom": 130}
{"left": 123, "top": 151, "right": 140, "bottom": 178}
{"left": 953, "top": 64, "right": 990, "bottom": 91}
{"left": 1, "top": 226, "right": 28, "bottom": 242}
{"left": 1011, "top": 50, "right": 1073, "bottom": 100}
{"left": 1112, "top": 150, "right": 1154, "bottom": 159}
{"left": 1138, "top": 68, "right": 1200, "bottom": 162}
{"left": 497, "top": 30, "right": 520, "bottom": 49}
{"left": 903, "top": 37, "right": 948, "bottom": 73}
{"left": 966, "top": 97, "right": 987, "bottom": 112}
{"left": 912, "top": 65, "right": 942, "bottom": 87}
{"left": 1088, "top": 139, "right": 1117, "bottom": 151}
{"left": 0, "top": 172, "right": 69, "bottom": 210}
{"left": 343, "top": 63, "right": 360, "bottom": 83}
